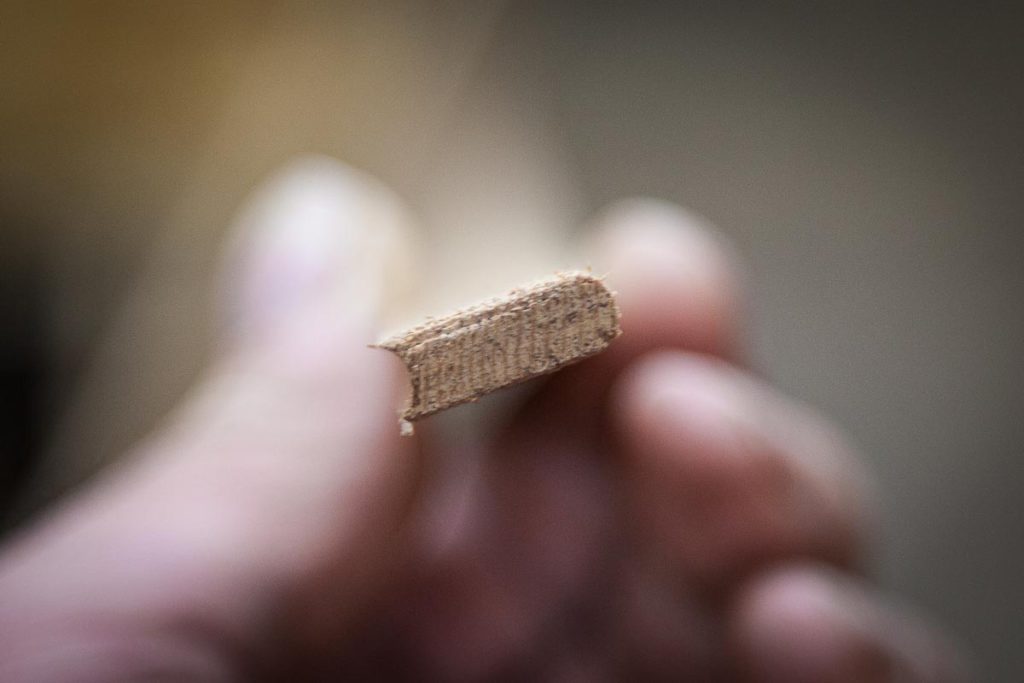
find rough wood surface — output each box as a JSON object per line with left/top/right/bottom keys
{"left": 375, "top": 271, "right": 621, "bottom": 429}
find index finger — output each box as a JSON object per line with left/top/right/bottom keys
{"left": 515, "top": 198, "right": 745, "bottom": 429}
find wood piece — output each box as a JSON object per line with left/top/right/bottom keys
{"left": 375, "top": 271, "right": 621, "bottom": 431}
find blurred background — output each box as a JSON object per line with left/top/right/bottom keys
{"left": 1, "top": 2, "right": 1021, "bottom": 679}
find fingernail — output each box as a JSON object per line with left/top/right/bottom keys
{"left": 222, "top": 156, "right": 415, "bottom": 342}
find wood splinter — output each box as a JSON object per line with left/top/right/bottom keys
{"left": 374, "top": 271, "right": 621, "bottom": 434}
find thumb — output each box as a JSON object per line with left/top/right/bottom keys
{"left": 0, "top": 157, "right": 421, "bottom": 680}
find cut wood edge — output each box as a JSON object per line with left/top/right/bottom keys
{"left": 372, "top": 271, "right": 621, "bottom": 432}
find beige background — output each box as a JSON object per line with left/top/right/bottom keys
{"left": 1, "top": 3, "right": 1021, "bottom": 679}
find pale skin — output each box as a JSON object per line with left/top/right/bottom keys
{"left": 0, "top": 161, "right": 967, "bottom": 681}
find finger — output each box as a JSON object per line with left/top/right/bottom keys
{"left": 731, "top": 563, "right": 971, "bottom": 682}
{"left": 585, "top": 198, "right": 744, "bottom": 365}
{"left": 0, "top": 157, "right": 422, "bottom": 679}
{"left": 518, "top": 198, "right": 744, "bottom": 430}
{"left": 436, "top": 201, "right": 747, "bottom": 673}
{"left": 612, "top": 350, "right": 874, "bottom": 592}
{"left": 219, "top": 155, "right": 417, "bottom": 348}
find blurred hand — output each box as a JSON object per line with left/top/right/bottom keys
{"left": 0, "top": 159, "right": 966, "bottom": 682}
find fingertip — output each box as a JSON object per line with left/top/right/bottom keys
{"left": 612, "top": 351, "right": 870, "bottom": 586}
{"left": 612, "top": 351, "right": 747, "bottom": 483}
{"left": 512, "top": 200, "right": 743, "bottom": 427}
{"left": 732, "top": 565, "right": 885, "bottom": 682}
{"left": 220, "top": 154, "right": 419, "bottom": 347}
{"left": 583, "top": 198, "right": 744, "bottom": 360}
{"left": 611, "top": 352, "right": 777, "bottom": 583}
{"left": 732, "top": 565, "right": 969, "bottom": 683}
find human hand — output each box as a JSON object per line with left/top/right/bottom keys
{"left": 0, "top": 159, "right": 967, "bottom": 681}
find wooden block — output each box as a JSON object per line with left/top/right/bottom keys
{"left": 375, "top": 271, "right": 621, "bottom": 431}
